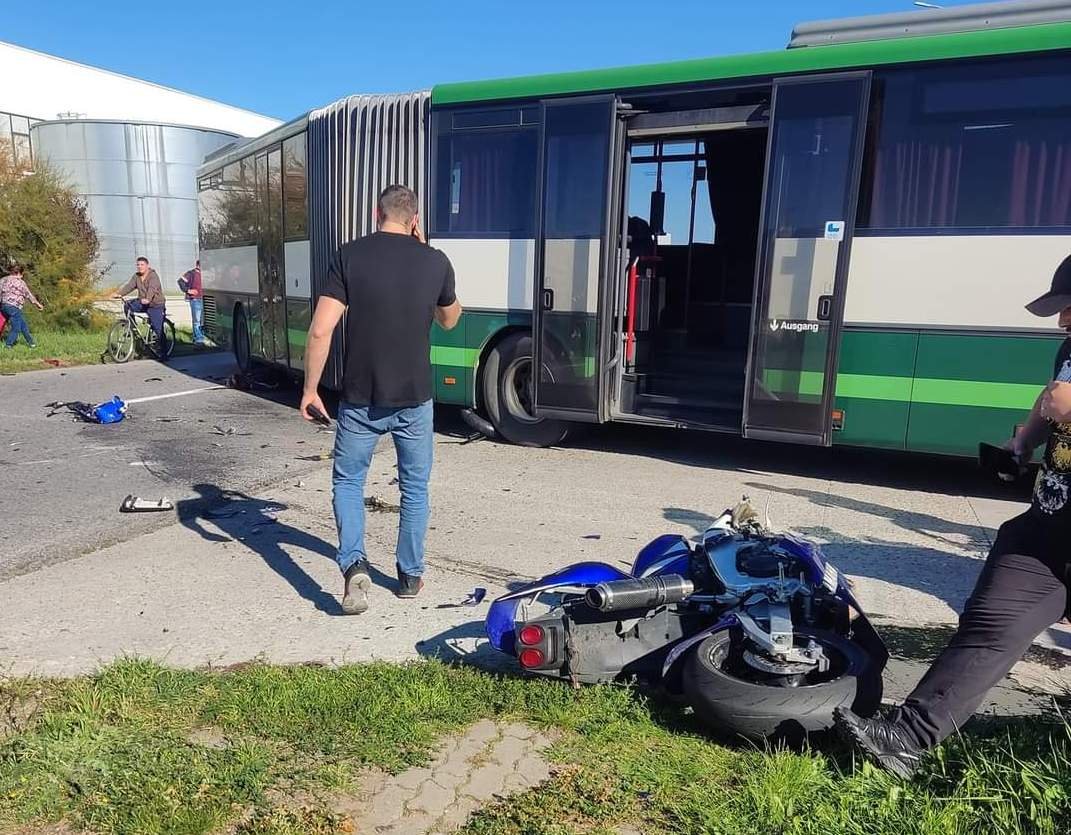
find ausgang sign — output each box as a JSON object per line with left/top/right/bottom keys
{"left": 769, "top": 319, "right": 820, "bottom": 333}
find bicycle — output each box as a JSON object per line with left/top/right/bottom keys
{"left": 106, "top": 298, "right": 176, "bottom": 363}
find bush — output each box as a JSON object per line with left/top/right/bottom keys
{"left": 0, "top": 141, "right": 102, "bottom": 330}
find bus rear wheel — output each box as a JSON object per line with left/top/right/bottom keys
{"left": 481, "top": 332, "right": 569, "bottom": 447}
{"left": 233, "top": 307, "right": 253, "bottom": 373}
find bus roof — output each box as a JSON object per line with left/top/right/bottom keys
{"left": 430, "top": 19, "right": 1071, "bottom": 107}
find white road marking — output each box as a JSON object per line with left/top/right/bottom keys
{"left": 125, "top": 385, "right": 226, "bottom": 405}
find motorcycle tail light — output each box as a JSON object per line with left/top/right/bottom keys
{"left": 519, "top": 624, "right": 545, "bottom": 646}
{"left": 519, "top": 648, "right": 545, "bottom": 668}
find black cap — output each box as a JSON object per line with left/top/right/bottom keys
{"left": 1026, "top": 254, "right": 1071, "bottom": 317}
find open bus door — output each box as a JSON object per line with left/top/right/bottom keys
{"left": 531, "top": 96, "right": 626, "bottom": 423}
{"left": 743, "top": 73, "right": 871, "bottom": 446}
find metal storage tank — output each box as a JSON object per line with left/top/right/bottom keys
{"left": 30, "top": 119, "right": 239, "bottom": 291}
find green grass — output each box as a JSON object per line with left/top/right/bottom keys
{"left": 1, "top": 659, "right": 1069, "bottom": 835}
{"left": 0, "top": 324, "right": 213, "bottom": 375}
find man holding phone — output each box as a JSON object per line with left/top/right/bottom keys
{"left": 300, "top": 185, "right": 462, "bottom": 614}
{"left": 836, "top": 254, "right": 1071, "bottom": 777}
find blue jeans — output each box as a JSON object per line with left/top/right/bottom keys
{"left": 126, "top": 300, "right": 165, "bottom": 346}
{"left": 333, "top": 399, "right": 434, "bottom": 577}
{"left": 1, "top": 303, "right": 33, "bottom": 347}
{"left": 189, "top": 297, "right": 205, "bottom": 343}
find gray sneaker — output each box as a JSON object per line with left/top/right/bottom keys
{"left": 396, "top": 565, "right": 424, "bottom": 599}
{"left": 342, "top": 561, "right": 371, "bottom": 615}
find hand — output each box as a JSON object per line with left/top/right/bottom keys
{"left": 410, "top": 219, "right": 425, "bottom": 244}
{"left": 1040, "top": 381, "right": 1071, "bottom": 423}
{"left": 300, "top": 390, "right": 328, "bottom": 423}
{"left": 1003, "top": 435, "right": 1029, "bottom": 465}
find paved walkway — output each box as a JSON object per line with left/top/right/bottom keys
{"left": 324, "top": 720, "right": 555, "bottom": 834}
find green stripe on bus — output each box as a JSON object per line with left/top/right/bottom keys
{"left": 432, "top": 22, "right": 1071, "bottom": 105}
{"left": 764, "top": 371, "right": 1038, "bottom": 410}
{"left": 431, "top": 345, "right": 479, "bottom": 367}
{"left": 910, "top": 378, "right": 1038, "bottom": 411}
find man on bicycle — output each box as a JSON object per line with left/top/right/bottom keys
{"left": 112, "top": 257, "right": 167, "bottom": 357}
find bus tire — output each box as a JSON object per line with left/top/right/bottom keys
{"left": 233, "top": 307, "right": 253, "bottom": 373}
{"left": 482, "top": 332, "right": 569, "bottom": 447}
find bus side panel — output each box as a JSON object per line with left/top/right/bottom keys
{"left": 430, "top": 310, "right": 534, "bottom": 407}
{"left": 832, "top": 330, "right": 918, "bottom": 451}
{"left": 201, "top": 245, "right": 260, "bottom": 350}
{"left": 905, "top": 333, "right": 1057, "bottom": 456}
{"left": 283, "top": 240, "right": 312, "bottom": 372}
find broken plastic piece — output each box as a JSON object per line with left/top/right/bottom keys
{"left": 120, "top": 495, "right": 174, "bottom": 513}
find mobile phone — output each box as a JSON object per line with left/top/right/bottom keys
{"left": 979, "top": 442, "right": 1022, "bottom": 482}
{"left": 306, "top": 404, "right": 331, "bottom": 427}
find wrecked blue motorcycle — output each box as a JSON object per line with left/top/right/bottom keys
{"left": 486, "top": 500, "right": 888, "bottom": 740}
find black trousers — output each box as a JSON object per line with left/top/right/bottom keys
{"left": 897, "top": 512, "right": 1070, "bottom": 748}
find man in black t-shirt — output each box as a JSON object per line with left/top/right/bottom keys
{"left": 301, "top": 185, "right": 462, "bottom": 613}
{"left": 835, "top": 254, "right": 1071, "bottom": 778}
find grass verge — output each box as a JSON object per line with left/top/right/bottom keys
{"left": 0, "top": 659, "right": 1068, "bottom": 835}
{"left": 0, "top": 325, "right": 213, "bottom": 375}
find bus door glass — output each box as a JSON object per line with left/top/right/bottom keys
{"left": 743, "top": 74, "right": 870, "bottom": 445}
{"left": 532, "top": 95, "right": 623, "bottom": 422}
{"left": 255, "top": 147, "right": 288, "bottom": 365}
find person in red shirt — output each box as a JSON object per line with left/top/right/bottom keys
{"left": 179, "top": 260, "right": 205, "bottom": 345}
{"left": 1, "top": 264, "right": 44, "bottom": 349}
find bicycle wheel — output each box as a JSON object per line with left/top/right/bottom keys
{"left": 107, "top": 320, "right": 135, "bottom": 363}
{"left": 160, "top": 320, "right": 176, "bottom": 359}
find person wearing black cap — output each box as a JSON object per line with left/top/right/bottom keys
{"left": 835, "top": 253, "right": 1071, "bottom": 778}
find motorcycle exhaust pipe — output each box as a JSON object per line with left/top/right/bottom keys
{"left": 585, "top": 574, "right": 694, "bottom": 613}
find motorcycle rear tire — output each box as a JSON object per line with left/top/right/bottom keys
{"left": 682, "top": 627, "right": 881, "bottom": 742}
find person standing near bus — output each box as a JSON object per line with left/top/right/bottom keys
{"left": 179, "top": 259, "right": 205, "bottom": 345}
{"left": 300, "top": 185, "right": 462, "bottom": 614}
{"left": 1, "top": 264, "right": 44, "bottom": 349}
{"left": 836, "top": 254, "right": 1071, "bottom": 778}
{"left": 112, "top": 257, "right": 167, "bottom": 355}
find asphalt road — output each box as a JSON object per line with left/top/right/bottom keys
{"left": 0, "top": 351, "right": 336, "bottom": 580}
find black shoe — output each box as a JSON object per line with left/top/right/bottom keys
{"left": 342, "top": 561, "right": 371, "bottom": 615}
{"left": 834, "top": 707, "right": 924, "bottom": 779}
{"left": 396, "top": 566, "right": 424, "bottom": 599}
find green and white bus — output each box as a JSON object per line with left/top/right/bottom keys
{"left": 197, "top": 1, "right": 1071, "bottom": 457}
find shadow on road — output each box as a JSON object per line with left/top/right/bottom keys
{"left": 174, "top": 482, "right": 399, "bottom": 616}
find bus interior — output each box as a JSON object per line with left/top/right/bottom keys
{"left": 615, "top": 88, "right": 771, "bottom": 430}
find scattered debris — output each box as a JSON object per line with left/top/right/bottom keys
{"left": 297, "top": 452, "right": 333, "bottom": 461}
{"left": 364, "top": 496, "right": 400, "bottom": 513}
{"left": 154, "top": 416, "right": 183, "bottom": 423}
{"left": 582, "top": 534, "right": 602, "bottom": 540}
{"left": 212, "top": 425, "right": 251, "bottom": 437}
{"left": 295, "top": 480, "right": 307, "bottom": 488}
{"left": 42, "top": 358, "right": 72, "bottom": 368}
{"left": 120, "top": 495, "right": 174, "bottom": 513}
{"left": 128, "top": 461, "right": 161, "bottom": 467}
{"left": 144, "top": 376, "right": 164, "bottom": 382}
{"left": 437, "top": 587, "right": 488, "bottom": 609}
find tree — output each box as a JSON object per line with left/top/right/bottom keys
{"left": 0, "top": 140, "right": 102, "bottom": 329}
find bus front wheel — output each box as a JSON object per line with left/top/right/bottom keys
{"left": 481, "top": 332, "right": 569, "bottom": 447}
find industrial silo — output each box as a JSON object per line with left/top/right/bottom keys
{"left": 30, "top": 119, "right": 238, "bottom": 291}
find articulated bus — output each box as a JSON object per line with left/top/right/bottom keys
{"left": 197, "top": 1, "right": 1071, "bottom": 457}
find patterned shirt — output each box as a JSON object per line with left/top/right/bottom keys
{"left": 1032, "top": 338, "right": 1071, "bottom": 523}
{"left": 0, "top": 275, "right": 39, "bottom": 309}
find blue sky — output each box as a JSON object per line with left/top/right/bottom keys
{"left": 7, "top": 0, "right": 975, "bottom": 120}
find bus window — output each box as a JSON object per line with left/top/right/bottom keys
{"left": 432, "top": 127, "right": 538, "bottom": 237}
{"left": 861, "top": 54, "right": 1071, "bottom": 232}
{"left": 283, "top": 133, "right": 307, "bottom": 241}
